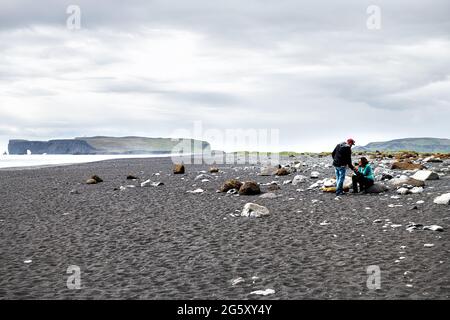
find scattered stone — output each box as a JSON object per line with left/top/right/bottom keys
{"left": 423, "top": 156, "right": 443, "bottom": 163}
{"left": 424, "top": 244, "right": 434, "bottom": 248}
{"left": 410, "top": 187, "right": 424, "bottom": 194}
{"left": 86, "top": 178, "right": 97, "bottom": 185}
{"left": 260, "top": 165, "right": 280, "bottom": 176}
{"left": 322, "top": 178, "right": 335, "bottom": 188}
{"left": 423, "top": 225, "right": 444, "bottom": 232}
{"left": 310, "top": 171, "right": 320, "bottom": 178}
{"left": 320, "top": 220, "right": 330, "bottom": 226}
{"left": 381, "top": 173, "right": 394, "bottom": 181}
{"left": 249, "top": 289, "right": 275, "bottom": 296}
{"left": 283, "top": 180, "right": 292, "bottom": 185}
{"left": 69, "top": 189, "right": 80, "bottom": 195}
{"left": 173, "top": 164, "right": 185, "bottom": 174}
{"left": 140, "top": 179, "right": 152, "bottom": 187}
{"left": 389, "top": 175, "right": 425, "bottom": 187}
{"left": 86, "top": 175, "right": 103, "bottom": 184}
{"left": 126, "top": 175, "right": 138, "bottom": 180}
{"left": 292, "top": 175, "right": 307, "bottom": 186}
{"left": 259, "top": 193, "right": 278, "bottom": 199}
{"left": 227, "top": 189, "right": 238, "bottom": 195}
{"left": 391, "top": 161, "right": 425, "bottom": 170}
{"left": 239, "top": 181, "right": 261, "bottom": 195}
{"left": 220, "top": 179, "right": 243, "bottom": 192}
{"left": 267, "top": 184, "right": 281, "bottom": 191}
{"left": 275, "top": 167, "right": 289, "bottom": 176}
{"left": 209, "top": 167, "right": 219, "bottom": 173}
{"left": 231, "top": 277, "right": 245, "bottom": 286}
{"left": 433, "top": 193, "right": 450, "bottom": 205}
{"left": 365, "top": 183, "right": 389, "bottom": 194}
{"left": 416, "top": 200, "right": 425, "bottom": 204}
{"left": 187, "top": 188, "right": 204, "bottom": 194}
{"left": 195, "top": 174, "right": 213, "bottom": 181}
{"left": 397, "top": 187, "right": 410, "bottom": 195}
{"left": 411, "top": 170, "right": 439, "bottom": 181}
{"left": 24, "top": 260, "right": 32, "bottom": 264}
{"left": 241, "top": 203, "right": 270, "bottom": 218}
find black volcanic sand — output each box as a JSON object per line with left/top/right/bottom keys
{"left": 0, "top": 155, "right": 449, "bottom": 299}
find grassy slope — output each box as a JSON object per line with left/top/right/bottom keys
{"left": 355, "top": 137, "right": 450, "bottom": 153}
{"left": 75, "top": 136, "right": 210, "bottom": 153}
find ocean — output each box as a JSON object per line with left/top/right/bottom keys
{"left": 0, "top": 154, "right": 175, "bottom": 169}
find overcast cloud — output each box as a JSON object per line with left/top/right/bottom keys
{"left": 0, "top": 0, "right": 449, "bottom": 152}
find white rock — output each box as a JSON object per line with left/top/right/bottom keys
{"left": 187, "top": 188, "right": 204, "bottom": 194}
{"left": 416, "top": 200, "right": 425, "bottom": 204}
{"left": 310, "top": 171, "right": 320, "bottom": 178}
{"left": 423, "top": 225, "right": 444, "bottom": 232}
{"left": 292, "top": 175, "right": 307, "bottom": 186}
{"left": 397, "top": 187, "right": 410, "bottom": 195}
{"left": 195, "top": 174, "right": 213, "bottom": 181}
{"left": 433, "top": 193, "right": 450, "bottom": 205}
{"left": 24, "top": 260, "right": 32, "bottom": 264}
{"left": 410, "top": 187, "right": 424, "bottom": 194}
{"left": 411, "top": 170, "right": 439, "bottom": 181}
{"left": 323, "top": 178, "right": 336, "bottom": 188}
{"left": 241, "top": 203, "right": 270, "bottom": 218}
{"left": 231, "top": 277, "right": 245, "bottom": 286}
{"left": 283, "top": 180, "right": 292, "bottom": 185}
{"left": 250, "top": 289, "right": 275, "bottom": 296}
{"left": 424, "top": 243, "right": 434, "bottom": 247}
{"left": 259, "top": 193, "right": 278, "bottom": 199}
{"left": 140, "top": 179, "right": 152, "bottom": 187}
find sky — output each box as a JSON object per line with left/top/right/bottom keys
{"left": 0, "top": 0, "right": 449, "bottom": 153}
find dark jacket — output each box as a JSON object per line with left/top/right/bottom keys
{"left": 332, "top": 142, "right": 354, "bottom": 169}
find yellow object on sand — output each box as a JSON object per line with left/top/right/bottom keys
{"left": 322, "top": 187, "right": 350, "bottom": 193}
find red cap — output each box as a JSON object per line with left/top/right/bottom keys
{"left": 347, "top": 138, "right": 356, "bottom": 145}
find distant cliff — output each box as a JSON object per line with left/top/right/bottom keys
{"left": 353, "top": 137, "right": 450, "bottom": 153}
{"left": 8, "top": 137, "right": 211, "bottom": 155}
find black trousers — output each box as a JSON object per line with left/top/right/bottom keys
{"left": 352, "top": 174, "right": 374, "bottom": 193}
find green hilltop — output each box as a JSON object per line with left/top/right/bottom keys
{"left": 353, "top": 137, "right": 450, "bottom": 153}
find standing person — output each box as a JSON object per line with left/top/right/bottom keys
{"left": 331, "top": 138, "right": 356, "bottom": 196}
{"left": 352, "top": 157, "right": 374, "bottom": 193}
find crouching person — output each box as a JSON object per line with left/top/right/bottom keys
{"left": 352, "top": 157, "right": 374, "bottom": 193}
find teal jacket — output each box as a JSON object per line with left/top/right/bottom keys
{"left": 358, "top": 164, "right": 374, "bottom": 181}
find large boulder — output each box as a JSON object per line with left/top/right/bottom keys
{"left": 241, "top": 203, "right": 270, "bottom": 218}
{"left": 292, "top": 175, "right": 307, "bottom": 186}
{"left": 389, "top": 175, "right": 425, "bottom": 187}
{"left": 260, "top": 165, "right": 279, "bottom": 176}
{"left": 275, "top": 167, "right": 290, "bottom": 176}
{"left": 411, "top": 170, "right": 439, "bottom": 181}
{"left": 220, "top": 179, "right": 243, "bottom": 192}
{"left": 391, "top": 161, "right": 425, "bottom": 170}
{"left": 365, "top": 183, "right": 389, "bottom": 194}
{"left": 434, "top": 193, "right": 450, "bottom": 205}
{"left": 239, "top": 181, "right": 261, "bottom": 195}
{"left": 173, "top": 164, "right": 185, "bottom": 174}
{"left": 86, "top": 175, "right": 103, "bottom": 184}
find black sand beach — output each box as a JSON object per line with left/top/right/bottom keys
{"left": 0, "top": 155, "right": 449, "bottom": 299}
